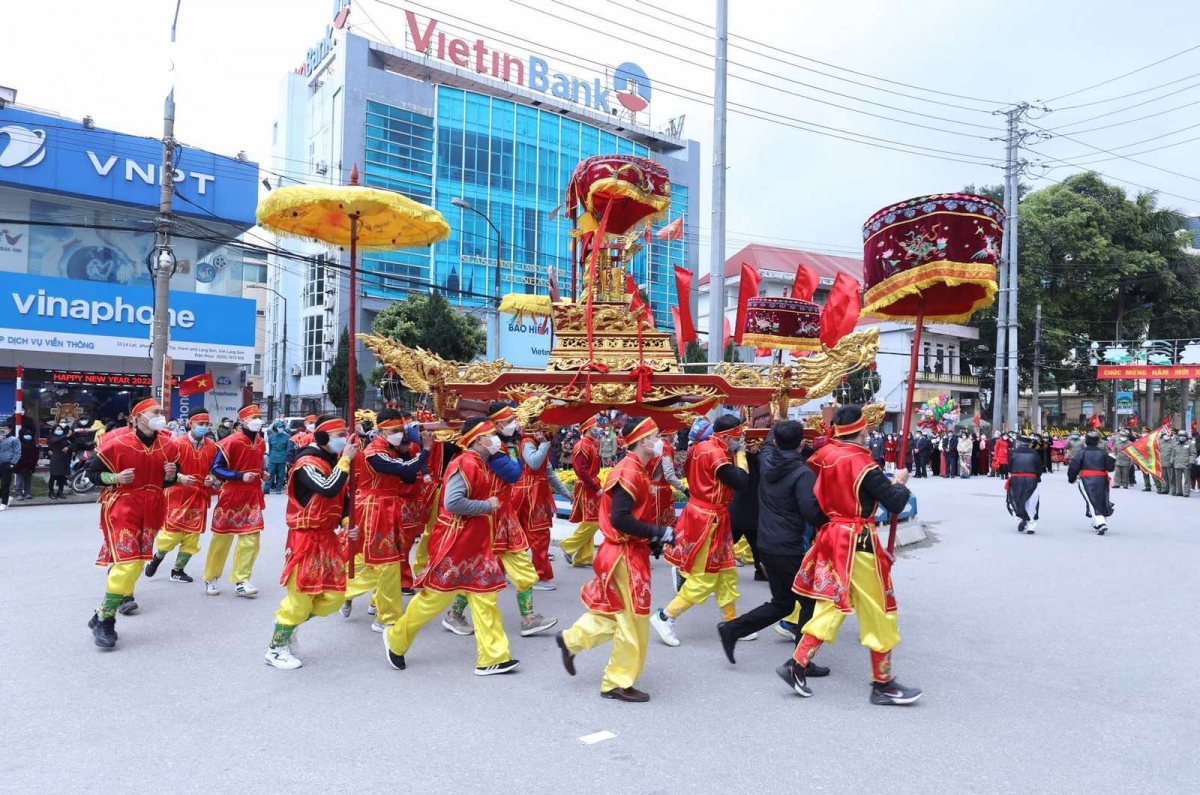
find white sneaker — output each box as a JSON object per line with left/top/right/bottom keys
{"left": 532, "top": 581, "right": 557, "bottom": 591}
{"left": 340, "top": 598, "right": 353, "bottom": 618}
{"left": 0, "top": 503, "right": 7, "bottom": 511}
{"left": 371, "top": 620, "right": 390, "bottom": 634}
{"left": 367, "top": 603, "right": 377, "bottom": 616}
{"left": 205, "top": 580, "right": 220, "bottom": 596}
{"left": 236, "top": 581, "right": 258, "bottom": 597}
{"left": 744, "top": 631, "right": 758, "bottom": 641}
{"left": 650, "top": 610, "right": 681, "bottom": 647}
{"left": 264, "top": 646, "right": 302, "bottom": 670}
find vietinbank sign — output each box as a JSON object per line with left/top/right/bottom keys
{"left": 0, "top": 271, "right": 256, "bottom": 364}
{"left": 405, "top": 12, "right": 652, "bottom": 114}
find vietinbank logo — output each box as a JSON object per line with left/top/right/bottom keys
{"left": 405, "top": 12, "right": 651, "bottom": 115}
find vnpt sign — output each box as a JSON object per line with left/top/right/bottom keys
{"left": 405, "top": 12, "right": 651, "bottom": 114}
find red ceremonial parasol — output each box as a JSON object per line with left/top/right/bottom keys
{"left": 861, "top": 193, "right": 1005, "bottom": 553}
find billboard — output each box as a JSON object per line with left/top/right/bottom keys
{"left": 496, "top": 312, "right": 552, "bottom": 369}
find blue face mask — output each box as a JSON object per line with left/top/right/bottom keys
{"left": 23, "top": 435, "right": 31, "bottom": 441}
{"left": 328, "top": 436, "right": 348, "bottom": 454}
{"left": 193, "top": 426, "right": 211, "bottom": 437}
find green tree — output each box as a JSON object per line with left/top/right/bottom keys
{"left": 682, "top": 340, "right": 707, "bottom": 374}
{"left": 326, "top": 327, "right": 366, "bottom": 413}
{"left": 368, "top": 292, "right": 487, "bottom": 393}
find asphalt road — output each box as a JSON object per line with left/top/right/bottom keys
{"left": 0, "top": 471, "right": 1196, "bottom": 794}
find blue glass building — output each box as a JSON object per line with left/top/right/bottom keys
{"left": 266, "top": 25, "right": 699, "bottom": 405}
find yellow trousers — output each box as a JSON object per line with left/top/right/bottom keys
{"left": 801, "top": 551, "right": 900, "bottom": 653}
{"left": 562, "top": 558, "right": 648, "bottom": 692}
{"left": 105, "top": 560, "right": 143, "bottom": 597}
{"left": 274, "top": 572, "right": 346, "bottom": 627}
{"left": 669, "top": 532, "right": 740, "bottom": 614}
{"left": 413, "top": 532, "right": 430, "bottom": 577}
{"left": 386, "top": 589, "right": 511, "bottom": 668}
{"left": 203, "top": 532, "right": 261, "bottom": 583}
{"left": 559, "top": 521, "right": 598, "bottom": 566}
{"left": 155, "top": 530, "right": 201, "bottom": 557}
{"left": 500, "top": 551, "right": 538, "bottom": 592}
{"left": 345, "top": 555, "right": 403, "bottom": 626}
{"left": 734, "top": 537, "right": 755, "bottom": 564}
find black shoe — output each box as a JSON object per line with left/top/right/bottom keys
{"left": 601, "top": 686, "right": 650, "bottom": 702}
{"left": 775, "top": 659, "right": 812, "bottom": 697}
{"left": 401, "top": 587, "right": 416, "bottom": 596}
{"left": 170, "top": 569, "right": 194, "bottom": 583}
{"left": 555, "top": 631, "right": 576, "bottom": 676}
{"left": 475, "top": 659, "right": 520, "bottom": 676}
{"left": 870, "top": 679, "right": 922, "bottom": 705}
{"left": 1017, "top": 520, "right": 1027, "bottom": 534}
{"left": 753, "top": 567, "right": 769, "bottom": 582}
{"left": 116, "top": 595, "right": 139, "bottom": 616}
{"left": 1096, "top": 524, "right": 1108, "bottom": 536}
{"left": 805, "top": 662, "right": 831, "bottom": 677}
{"left": 717, "top": 621, "right": 738, "bottom": 664}
{"left": 91, "top": 613, "right": 117, "bottom": 649}
{"left": 144, "top": 555, "right": 164, "bottom": 577}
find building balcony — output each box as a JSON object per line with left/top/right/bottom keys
{"left": 912, "top": 371, "right": 980, "bottom": 388}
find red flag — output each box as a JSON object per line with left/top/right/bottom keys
{"left": 1161, "top": 414, "right": 1172, "bottom": 429}
{"left": 643, "top": 227, "right": 652, "bottom": 244}
{"left": 1090, "top": 413, "right": 1102, "bottom": 430}
{"left": 625, "top": 274, "right": 648, "bottom": 322}
{"left": 1127, "top": 428, "right": 1164, "bottom": 479}
{"left": 671, "top": 306, "right": 685, "bottom": 350}
{"left": 973, "top": 409, "right": 981, "bottom": 428}
{"left": 656, "top": 216, "right": 683, "bottom": 241}
{"left": 672, "top": 266, "right": 697, "bottom": 344}
{"left": 791, "top": 263, "right": 818, "bottom": 301}
{"left": 818, "top": 272, "right": 862, "bottom": 350}
{"left": 723, "top": 316, "right": 732, "bottom": 352}
{"left": 754, "top": 346, "right": 772, "bottom": 358}
{"left": 547, "top": 267, "right": 562, "bottom": 303}
{"left": 177, "top": 373, "right": 214, "bottom": 396}
{"left": 734, "top": 262, "right": 761, "bottom": 343}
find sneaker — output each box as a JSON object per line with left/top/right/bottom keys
{"left": 548, "top": 552, "right": 556, "bottom": 561}
{"left": 475, "top": 659, "right": 520, "bottom": 676}
{"left": 235, "top": 581, "right": 258, "bottom": 598}
{"left": 170, "top": 569, "right": 194, "bottom": 583}
{"left": 555, "top": 631, "right": 576, "bottom": 676}
{"left": 520, "top": 614, "right": 558, "bottom": 637}
{"left": 650, "top": 610, "right": 680, "bottom": 647}
{"left": 744, "top": 631, "right": 758, "bottom": 641}
{"left": 384, "top": 630, "right": 406, "bottom": 671}
{"left": 671, "top": 566, "right": 685, "bottom": 594}
{"left": 601, "top": 686, "right": 650, "bottom": 702}
{"left": 870, "top": 679, "right": 923, "bottom": 705}
{"left": 367, "top": 603, "right": 378, "bottom": 615}
{"left": 91, "top": 613, "right": 118, "bottom": 649}
{"left": 1017, "top": 520, "right": 1027, "bottom": 534}
{"left": 371, "top": 620, "right": 390, "bottom": 634}
{"left": 340, "top": 598, "right": 353, "bottom": 618}
{"left": 1096, "top": 522, "right": 1108, "bottom": 536}
{"left": 1026, "top": 521, "right": 1037, "bottom": 535}
{"left": 116, "top": 595, "right": 139, "bottom": 616}
{"left": 805, "top": 662, "right": 831, "bottom": 677}
{"left": 442, "top": 612, "right": 474, "bottom": 636}
{"left": 144, "top": 555, "right": 164, "bottom": 577}
{"left": 401, "top": 588, "right": 416, "bottom": 596}
{"left": 264, "top": 646, "right": 302, "bottom": 670}
{"left": 532, "top": 581, "right": 557, "bottom": 591}
{"left": 775, "top": 659, "right": 813, "bottom": 697}
{"left": 562, "top": 552, "right": 575, "bottom": 566}
{"left": 774, "top": 621, "right": 798, "bottom": 642}
{"left": 205, "top": 580, "right": 220, "bottom": 596}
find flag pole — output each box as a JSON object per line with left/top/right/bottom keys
{"left": 888, "top": 295, "right": 924, "bottom": 556}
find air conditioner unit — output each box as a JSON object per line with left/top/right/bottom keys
{"left": 315, "top": 162, "right": 328, "bottom": 176}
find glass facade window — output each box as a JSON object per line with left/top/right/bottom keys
{"left": 358, "top": 87, "right": 688, "bottom": 330}
{"left": 304, "top": 254, "right": 326, "bottom": 309}
{"left": 303, "top": 315, "right": 325, "bottom": 377}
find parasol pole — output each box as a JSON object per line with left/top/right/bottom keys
{"left": 888, "top": 295, "right": 924, "bottom": 556}
{"left": 347, "top": 194, "right": 360, "bottom": 579}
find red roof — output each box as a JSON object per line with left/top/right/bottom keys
{"left": 699, "top": 243, "right": 863, "bottom": 286}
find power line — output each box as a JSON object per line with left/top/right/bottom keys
{"left": 1044, "top": 43, "right": 1200, "bottom": 103}
{"left": 1028, "top": 123, "right": 1200, "bottom": 188}
{"left": 1049, "top": 70, "right": 1200, "bottom": 112}
{"left": 1045, "top": 82, "right": 1200, "bottom": 132}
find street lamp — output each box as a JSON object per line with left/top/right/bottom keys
{"left": 261, "top": 285, "right": 288, "bottom": 419}
{"left": 452, "top": 197, "right": 502, "bottom": 360}
{"left": 1112, "top": 301, "right": 1154, "bottom": 425}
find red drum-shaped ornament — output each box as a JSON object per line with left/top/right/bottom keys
{"left": 741, "top": 296, "right": 822, "bottom": 353}
{"left": 566, "top": 154, "right": 671, "bottom": 236}
{"left": 861, "top": 193, "right": 1005, "bottom": 323}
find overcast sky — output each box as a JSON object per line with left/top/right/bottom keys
{"left": 6, "top": 0, "right": 1200, "bottom": 269}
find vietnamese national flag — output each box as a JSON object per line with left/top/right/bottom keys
{"left": 734, "top": 262, "right": 761, "bottom": 343}
{"left": 177, "top": 373, "right": 214, "bottom": 396}
{"left": 1089, "top": 413, "right": 1102, "bottom": 430}
{"left": 672, "top": 266, "right": 697, "bottom": 344}
{"left": 656, "top": 216, "right": 684, "bottom": 241}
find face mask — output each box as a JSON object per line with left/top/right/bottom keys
{"left": 328, "top": 436, "right": 348, "bottom": 454}
{"left": 223, "top": 421, "right": 232, "bottom": 427}
{"left": 387, "top": 431, "right": 407, "bottom": 447}
{"left": 22, "top": 435, "right": 31, "bottom": 441}
{"left": 305, "top": 423, "right": 315, "bottom": 432}
{"left": 193, "top": 425, "right": 211, "bottom": 437}
{"left": 651, "top": 439, "right": 665, "bottom": 457}
{"left": 147, "top": 415, "right": 168, "bottom": 432}
{"left": 54, "top": 430, "right": 64, "bottom": 436}
{"left": 485, "top": 436, "right": 502, "bottom": 455}
{"left": 245, "top": 419, "right": 263, "bottom": 433}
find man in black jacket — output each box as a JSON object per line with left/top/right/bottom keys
{"left": 1006, "top": 435, "right": 1042, "bottom": 534}
{"left": 1067, "top": 431, "right": 1116, "bottom": 535}
{"left": 716, "top": 421, "right": 828, "bottom": 677}
{"left": 914, "top": 433, "right": 932, "bottom": 478}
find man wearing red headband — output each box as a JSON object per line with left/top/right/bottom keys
{"left": 514, "top": 419, "right": 573, "bottom": 591}
{"left": 86, "top": 398, "right": 178, "bottom": 649}
{"left": 648, "top": 434, "right": 686, "bottom": 531}
{"left": 286, "top": 414, "right": 319, "bottom": 466}
{"left": 204, "top": 405, "right": 268, "bottom": 597}
{"left": 556, "top": 417, "right": 674, "bottom": 702}
{"left": 145, "top": 409, "right": 220, "bottom": 584}
{"left": 778, "top": 404, "right": 922, "bottom": 706}
{"left": 264, "top": 416, "right": 360, "bottom": 669}
{"left": 341, "top": 409, "right": 432, "bottom": 633}
{"left": 384, "top": 417, "right": 519, "bottom": 676}
{"left": 559, "top": 415, "right": 603, "bottom": 567}
{"left": 444, "top": 403, "right": 557, "bottom": 637}
{"left": 651, "top": 414, "right": 752, "bottom": 648}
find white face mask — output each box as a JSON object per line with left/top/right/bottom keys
{"left": 387, "top": 431, "right": 407, "bottom": 447}
{"left": 245, "top": 418, "right": 263, "bottom": 433}
{"left": 503, "top": 421, "right": 520, "bottom": 436}
{"left": 147, "top": 415, "right": 168, "bottom": 432}
{"left": 485, "top": 436, "right": 502, "bottom": 455}
{"left": 305, "top": 423, "right": 315, "bottom": 432}
{"left": 651, "top": 438, "right": 665, "bottom": 457}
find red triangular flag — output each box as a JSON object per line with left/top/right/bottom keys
{"left": 673, "top": 266, "right": 697, "bottom": 344}
{"left": 734, "top": 262, "right": 761, "bottom": 343}
{"left": 818, "top": 272, "right": 861, "bottom": 350}
{"left": 643, "top": 227, "right": 652, "bottom": 244}
{"left": 178, "top": 373, "right": 214, "bottom": 396}
{"left": 791, "top": 263, "right": 818, "bottom": 301}
{"left": 656, "top": 216, "right": 684, "bottom": 241}
{"left": 625, "top": 274, "right": 648, "bottom": 323}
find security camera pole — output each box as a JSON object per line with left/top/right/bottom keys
{"left": 151, "top": 0, "right": 183, "bottom": 402}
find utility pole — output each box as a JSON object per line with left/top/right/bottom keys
{"left": 992, "top": 108, "right": 1016, "bottom": 430}
{"left": 1005, "top": 108, "right": 1026, "bottom": 430}
{"left": 706, "top": 0, "right": 729, "bottom": 364}
{"left": 1031, "top": 303, "right": 1042, "bottom": 432}
{"left": 151, "top": 0, "right": 183, "bottom": 404}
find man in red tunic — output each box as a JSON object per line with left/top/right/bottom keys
{"left": 342, "top": 410, "right": 431, "bottom": 632}
{"left": 264, "top": 416, "right": 360, "bottom": 669}
{"left": 86, "top": 398, "right": 178, "bottom": 649}
{"left": 204, "top": 405, "right": 268, "bottom": 597}
{"left": 648, "top": 435, "right": 686, "bottom": 530}
{"left": 556, "top": 417, "right": 674, "bottom": 702}
{"left": 651, "top": 414, "right": 751, "bottom": 648}
{"left": 383, "top": 418, "right": 519, "bottom": 676}
{"left": 514, "top": 420, "right": 572, "bottom": 590}
{"left": 285, "top": 413, "right": 318, "bottom": 466}
{"left": 559, "top": 416, "right": 602, "bottom": 567}
{"left": 145, "top": 409, "right": 219, "bottom": 584}
{"left": 778, "top": 404, "right": 922, "bottom": 705}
